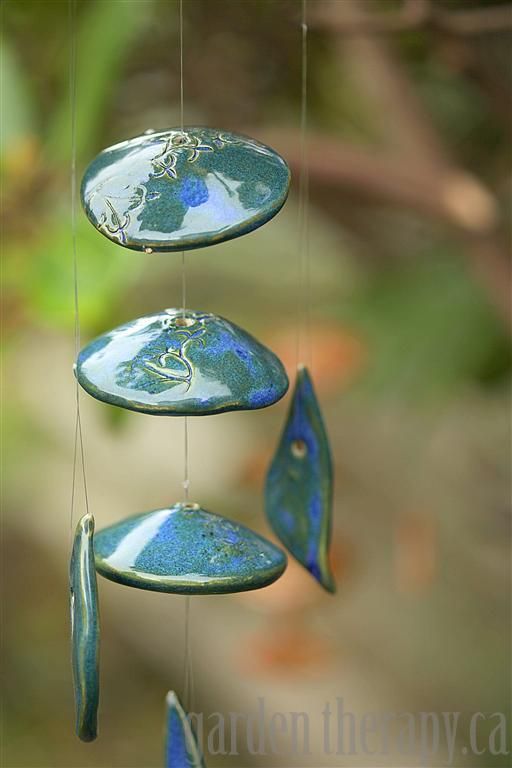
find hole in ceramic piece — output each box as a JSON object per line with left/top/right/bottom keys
{"left": 291, "top": 439, "right": 307, "bottom": 458}
{"left": 174, "top": 316, "right": 195, "bottom": 328}
{"left": 182, "top": 502, "right": 200, "bottom": 510}
{"left": 173, "top": 133, "right": 188, "bottom": 146}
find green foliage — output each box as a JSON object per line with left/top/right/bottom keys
{"left": 337, "top": 250, "right": 511, "bottom": 400}
{"left": 417, "top": 60, "right": 504, "bottom": 167}
{"left": 5, "top": 214, "right": 144, "bottom": 333}
{"left": 2, "top": 0, "right": 154, "bottom": 336}
{"left": 0, "top": 37, "right": 35, "bottom": 160}
{"left": 46, "top": 0, "right": 154, "bottom": 164}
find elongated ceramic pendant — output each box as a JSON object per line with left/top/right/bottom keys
{"left": 265, "top": 366, "right": 335, "bottom": 592}
{"left": 81, "top": 127, "right": 290, "bottom": 252}
{"left": 165, "top": 691, "right": 205, "bottom": 768}
{"left": 94, "top": 502, "right": 287, "bottom": 594}
{"left": 76, "top": 308, "right": 288, "bottom": 416}
{"left": 70, "top": 513, "right": 100, "bottom": 741}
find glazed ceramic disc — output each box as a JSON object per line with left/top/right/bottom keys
{"left": 81, "top": 127, "right": 290, "bottom": 252}
{"left": 76, "top": 308, "right": 288, "bottom": 416}
{"left": 94, "top": 503, "right": 287, "bottom": 594}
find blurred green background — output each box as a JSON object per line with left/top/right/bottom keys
{"left": 1, "top": 1, "right": 511, "bottom": 766}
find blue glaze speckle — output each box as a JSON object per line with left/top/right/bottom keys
{"left": 94, "top": 503, "right": 287, "bottom": 594}
{"left": 265, "top": 366, "right": 335, "bottom": 593}
{"left": 80, "top": 127, "right": 290, "bottom": 252}
{"left": 165, "top": 691, "right": 205, "bottom": 768}
{"left": 70, "top": 513, "right": 100, "bottom": 741}
{"left": 180, "top": 176, "right": 209, "bottom": 208}
{"left": 76, "top": 308, "right": 288, "bottom": 416}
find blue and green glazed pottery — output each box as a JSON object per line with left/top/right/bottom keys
{"left": 165, "top": 691, "right": 205, "bottom": 768}
{"left": 70, "top": 513, "right": 100, "bottom": 741}
{"left": 94, "top": 502, "right": 287, "bottom": 594}
{"left": 265, "top": 366, "right": 336, "bottom": 593}
{"left": 76, "top": 308, "right": 289, "bottom": 416}
{"left": 81, "top": 128, "right": 290, "bottom": 252}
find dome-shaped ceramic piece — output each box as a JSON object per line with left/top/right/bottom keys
{"left": 94, "top": 503, "right": 287, "bottom": 594}
{"left": 76, "top": 308, "right": 288, "bottom": 416}
{"left": 81, "top": 128, "right": 290, "bottom": 252}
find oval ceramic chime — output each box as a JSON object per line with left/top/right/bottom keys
{"left": 70, "top": 2, "right": 335, "bottom": 764}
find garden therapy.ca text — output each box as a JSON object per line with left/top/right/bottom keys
{"left": 188, "top": 697, "right": 509, "bottom": 765}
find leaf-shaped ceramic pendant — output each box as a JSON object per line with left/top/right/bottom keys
{"left": 265, "top": 366, "right": 335, "bottom": 592}
{"left": 70, "top": 513, "right": 100, "bottom": 741}
{"left": 76, "top": 308, "right": 288, "bottom": 416}
{"left": 94, "top": 502, "right": 287, "bottom": 594}
{"left": 165, "top": 691, "right": 205, "bottom": 768}
{"left": 81, "top": 127, "right": 290, "bottom": 252}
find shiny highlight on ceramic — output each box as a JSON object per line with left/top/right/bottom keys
{"left": 81, "top": 127, "right": 290, "bottom": 252}
{"left": 165, "top": 691, "right": 206, "bottom": 768}
{"left": 76, "top": 308, "right": 289, "bottom": 416}
{"left": 94, "top": 502, "right": 287, "bottom": 594}
{"left": 70, "top": 513, "right": 100, "bottom": 742}
{"left": 265, "top": 366, "right": 335, "bottom": 592}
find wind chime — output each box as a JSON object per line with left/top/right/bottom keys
{"left": 69, "top": 1, "right": 334, "bottom": 765}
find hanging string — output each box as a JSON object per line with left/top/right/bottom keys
{"left": 179, "top": 0, "right": 186, "bottom": 321}
{"left": 179, "top": 0, "right": 184, "bottom": 133}
{"left": 69, "top": 0, "right": 90, "bottom": 541}
{"left": 177, "top": 0, "right": 193, "bottom": 713}
{"left": 182, "top": 415, "right": 190, "bottom": 501}
{"left": 178, "top": 0, "right": 190, "bottom": 503}
{"left": 296, "top": 0, "right": 312, "bottom": 372}
{"left": 182, "top": 595, "right": 195, "bottom": 711}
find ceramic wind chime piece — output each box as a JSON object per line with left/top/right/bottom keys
{"left": 94, "top": 502, "right": 287, "bottom": 594}
{"left": 265, "top": 366, "right": 336, "bottom": 593}
{"left": 76, "top": 308, "right": 289, "bottom": 416}
{"left": 165, "top": 691, "right": 205, "bottom": 768}
{"left": 70, "top": 513, "right": 100, "bottom": 742}
{"left": 81, "top": 127, "right": 290, "bottom": 252}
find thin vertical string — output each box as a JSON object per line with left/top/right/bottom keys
{"left": 179, "top": 0, "right": 186, "bottom": 319}
{"left": 179, "top": 1, "right": 186, "bottom": 315}
{"left": 179, "top": 0, "right": 190, "bottom": 502}
{"left": 182, "top": 596, "right": 194, "bottom": 711}
{"left": 296, "top": 0, "right": 312, "bottom": 372}
{"left": 69, "top": 0, "right": 90, "bottom": 542}
{"left": 179, "top": 0, "right": 184, "bottom": 132}
{"left": 178, "top": 0, "right": 193, "bottom": 713}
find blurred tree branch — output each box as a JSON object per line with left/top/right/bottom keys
{"left": 262, "top": 129, "right": 510, "bottom": 329}
{"left": 261, "top": 131, "right": 497, "bottom": 229}
{"left": 311, "top": 0, "right": 512, "bottom": 36}
{"left": 275, "top": 0, "right": 512, "bottom": 330}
